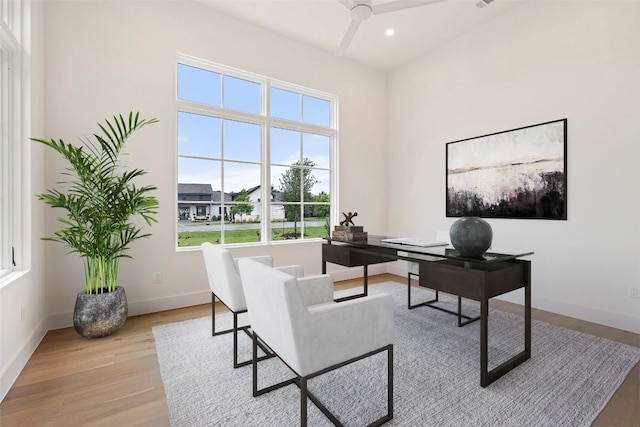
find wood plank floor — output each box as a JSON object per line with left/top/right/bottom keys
{"left": 1, "top": 274, "right": 638, "bottom": 426}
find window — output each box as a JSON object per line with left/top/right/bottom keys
{"left": 176, "top": 55, "right": 337, "bottom": 247}
{"left": 0, "top": 0, "right": 28, "bottom": 282}
{"left": 0, "top": 0, "right": 26, "bottom": 282}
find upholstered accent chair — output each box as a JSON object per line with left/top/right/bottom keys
{"left": 407, "top": 230, "right": 480, "bottom": 326}
{"left": 201, "top": 243, "right": 304, "bottom": 368}
{"left": 238, "top": 258, "right": 394, "bottom": 427}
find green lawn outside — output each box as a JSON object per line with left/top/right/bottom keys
{"left": 178, "top": 225, "right": 329, "bottom": 247}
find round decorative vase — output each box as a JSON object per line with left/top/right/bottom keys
{"left": 73, "top": 286, "right": 128, "bottom": 339}
{"left": 449, "top": 217, "right": 493, "bottom": 257}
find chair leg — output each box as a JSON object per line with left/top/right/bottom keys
{"left": 211, "top": 292, "right": 216, "bottom": 336}
{"left": 233, "top": 312, "right": 240, "bottom": 368}
{"left": 212, "top": 293, "right": 274, "bottom": 368}
{"left": 234, "top": 312, "right": 275, "bottom": 368}
{"left": 212, "top": 292, "right": 240, "bottom": 337}
{"left": 253, "top": 334, "right": 393, "bottom": 427}
{"left": 387, "top": 345, "right": 394, "bottom": 423}
{"left": 252, "top": 332, "right": 295, "bottom": 397}
{"left": 300, "top": 377, "right": 308, "bottom": 427}
{"left": 252, "top": 331, "right": 258, "bottom": 397}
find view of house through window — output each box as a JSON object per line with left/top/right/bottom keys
{"left": 176, "top": 56, "right": 336, "bottom": 247}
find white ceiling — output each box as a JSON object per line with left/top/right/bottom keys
{"left": 195, "top": 0, "right": 523, "bottom": 72}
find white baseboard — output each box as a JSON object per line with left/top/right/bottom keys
{"left": 497, "top": 291, "right": 640, "bottom": 334}
{"left": 128, "top": 291, "right": 211, "bottom": 317}
{"left": 0, "top": 318, "right": 47, "bottom": 402}
{"left": 47, "top": 290, "right": 212, "bottom": 330}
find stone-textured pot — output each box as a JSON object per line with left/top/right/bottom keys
{"left": 449, "top": 217, "right": 493, "bottom": 257}
{"left": 73, "top": 286, "right": 128, "bottom": 339}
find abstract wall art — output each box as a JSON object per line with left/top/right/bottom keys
{"left": 446, "top": 119, "right": 567, "bottom": 220}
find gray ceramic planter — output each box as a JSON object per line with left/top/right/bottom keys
{"left": 73, "top": 286, "right": 128, "bottom": 338}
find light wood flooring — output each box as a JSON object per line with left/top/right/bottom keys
{"left": 1, "top": 274, "right": 638, "bottom": 426}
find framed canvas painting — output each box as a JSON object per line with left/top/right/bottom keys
{"left": 446, "top": 119, "right": 567, "bottom": 220}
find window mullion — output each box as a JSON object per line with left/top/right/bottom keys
{"left": 262, "top": 81, "right": 271, "bottom": 244}
{"left": 270, "top": 116, "right": 334, "bottom": 136}
{"left": 220, "top": 119, "right": 225, "bottom": 244}
{"left": 177, "top": 100, "right": 264, "bottom": 127}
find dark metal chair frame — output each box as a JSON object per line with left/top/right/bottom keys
{"left": 251, "top": 331, "right": 393, "bottom": 427}
{"left": 211, "top": 292, "right": 273, "bottom": 368}
{"left": 407, "top": 271, "right": 480, "bottom": 327}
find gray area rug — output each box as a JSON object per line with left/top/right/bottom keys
{"left": 153, "top": 282, "right": 640, "bottom": 426}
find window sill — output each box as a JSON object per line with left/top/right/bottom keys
{"left": 0, "top": 269, "right": 30, "bottom": 290}
{"left": 175, "top": 237, "right": 324, "bottom": 252}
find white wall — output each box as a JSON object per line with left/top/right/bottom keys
{"left": 386, "top": 1, "right": 640, "bottom": 333}
{"left": 0, "top": 0, "right": 47, "bottom": 401}
{"left": 41, "top": 0, "right": 388, "bottom": 328}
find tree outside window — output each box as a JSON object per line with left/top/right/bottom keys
{"left": 230, "top": 189, "right": 253, "bottom": 223}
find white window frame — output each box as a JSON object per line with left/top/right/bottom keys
{"left": 0, "top": 0, "right": 28, "bottom": 284}
{"left": 176, "top": 53, "right": 338, "bottom": 249}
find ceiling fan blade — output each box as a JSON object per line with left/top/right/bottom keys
{"left": 373, "top": 0, "right": 446, "bottom": 15}
{"left": 336, "top": 20, "right": 361, "bottom": 56}
{"left": 337, "top": 0, "right": 356, "bottom": 10}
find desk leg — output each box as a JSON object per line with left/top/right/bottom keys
{"left": 480, "top": 260, "right": 531, "bottom": 387}
{"left": 334, "top": 264, "right": 369, "bottom": 302}
{"left": 480, "top": 292, "right": 489, "bottom": 387}
{"left": 525, "top": 261, "right": 531, "bottom": 356}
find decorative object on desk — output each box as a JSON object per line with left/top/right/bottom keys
{"left": 340, "top": 211, "right": 358, "bottom": 226}
{"left": 333, "top": 211, "right": 367, "bottom": 241}
{"left": 332, "top": 225, "right": 368, "bottom": 241}
{"left": 446, "top": 118, "right": 567, "bottom": 220}
{"left": 449, "top": 216, "right": 493, "bottom": 257}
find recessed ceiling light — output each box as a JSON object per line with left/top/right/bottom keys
{"left": 385, "top": 28, "right": 395, "bottom": 37}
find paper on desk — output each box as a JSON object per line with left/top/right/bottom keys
{"left": 380, "top": 238, "right": 449, "bottom": 247}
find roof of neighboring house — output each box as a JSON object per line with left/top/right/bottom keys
{"left": 213, "top": 191, "right": 232, "bottom": 203}
{"left": 246, "top": 185, "right": 260, "bottom": 195}
{"left": 178, "top": 183, "right": 213, "bottom": 195}
{"left": 229, "top": 185, "right": 260, "bottom": 200}
{"left": 177, "top": 183, "right": 233, "bottom": 203}
{"left": 229, "top": 185, "right": 283, "bottom": 202}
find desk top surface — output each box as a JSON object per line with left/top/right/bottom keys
{"left": 326, "top": 234, "right": 534, "bottom": 263}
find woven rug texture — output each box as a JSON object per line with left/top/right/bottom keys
{"left": 153, "top": 282, "right": 640, "bottom": 426}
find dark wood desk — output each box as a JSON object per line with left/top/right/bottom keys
{"left": 322, "top": 235, "right": 533, "bottom": 387}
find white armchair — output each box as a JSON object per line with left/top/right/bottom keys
{"left": 201, "top": 242, "right": 304, "bottom": 368}
{"left": 238, "top": 258, "right": 394, "bottom": 426}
